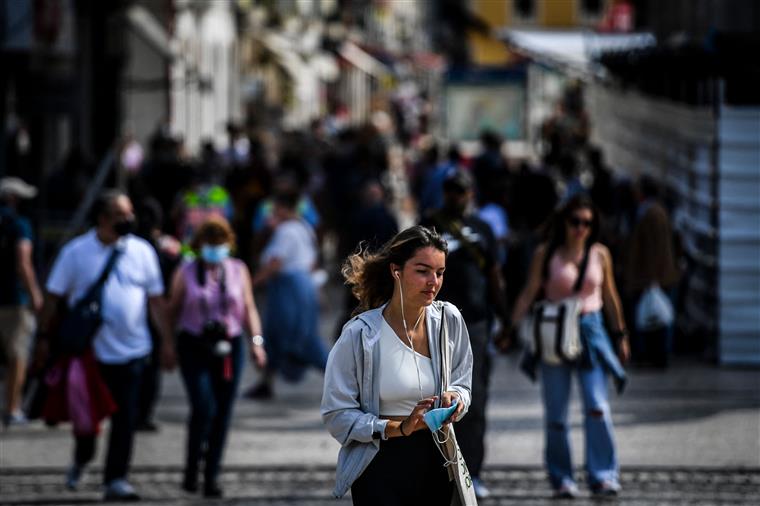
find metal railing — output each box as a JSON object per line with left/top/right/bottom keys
{"left": 55, "top": 148, "right": 117, "bottom": 250}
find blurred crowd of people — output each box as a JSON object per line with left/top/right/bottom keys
{"left": 0, "top": 80, "right": 685, "bottom": 501}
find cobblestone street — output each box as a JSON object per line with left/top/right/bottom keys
{"left": 2, "top": 284, "right": 759, "bottom": 505}
{"left": 3, "top": 348, "right": 759, "bottom": 505}
{"left": 2, "top": 465, "right": 759, "bottom": 505}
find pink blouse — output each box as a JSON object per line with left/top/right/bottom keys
{"left": 543, "top": 244, "right": 604, "bottom": 314}
{"left": 176, "top": 258, "right": 247, "bottom": 337}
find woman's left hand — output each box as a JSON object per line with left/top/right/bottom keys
{"left": 441, "top": 391, "right": 463, "bottom": 425}
{"left": 250, "top": 343, "right": 267, "bottom": 369}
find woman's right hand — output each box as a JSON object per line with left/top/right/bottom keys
{"left": 510, "top": 244, "right": 547, "bottom": 328}
{"left": 402, "top": 396, "right": 437, "bottom": 434}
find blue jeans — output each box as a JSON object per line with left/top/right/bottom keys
{"left": 178, "top": 333, "right": 244, "bottom": 486}
{"left": 540, "top": 361, "right": 619, "bottom": 490}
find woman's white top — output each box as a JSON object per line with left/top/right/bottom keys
{"left": 378, "top": 318, "right": 436, "bottom": 417}
{"left": 261, "top": 218, "right": 317, "bottom": 273}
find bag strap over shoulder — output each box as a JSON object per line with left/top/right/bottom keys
{"left": 195, "top": 259, "right": 229, "bottom": 319}
{"left": 438, "top": 305, "right": 450, "bottom": 402}
{"left": 537, "top": 242, "right": 591, "bottom": 305}
{"left": 571, "top": 244, "right": 592, "bottom": 294}
{"left": 81, "top": 246, "right": 122, "bottom": 301}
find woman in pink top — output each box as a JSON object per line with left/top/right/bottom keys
{"left": 168, "top": 217, "right": 266, "bottom": 498}
{"left": 510, "top": 195, "right": 630, "bottom": 499}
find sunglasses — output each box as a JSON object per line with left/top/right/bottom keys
{"left": 567, "top": 216, "right": 593, "bottom": 228}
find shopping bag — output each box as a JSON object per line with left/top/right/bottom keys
{"left": 635, "top": 284, "right": 674, "bottom": 331}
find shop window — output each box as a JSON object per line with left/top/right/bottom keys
{"left": 514, "top": 0, "right": 535, "bottom": 18}
{"left": 581, "top": 0, "right": 603, "bottom": 15}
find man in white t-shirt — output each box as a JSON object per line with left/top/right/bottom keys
{"left": 37, "top": 190, "right": 175, "bottom": 501}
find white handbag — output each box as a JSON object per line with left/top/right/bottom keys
{"left": 521, "top": 246, "right": 590, "bottom": 365}
{"left": 523, "top": 296, "right": 584, "bottom": 365}
{"left": 436, "top": 307, "right": 478, "bottom": 506}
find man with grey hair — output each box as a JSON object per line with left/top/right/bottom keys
{"left": 36, "top": 189, "right": 175, "bottom": 501}
{"left": 0, "top": 177, "right": 43, "bottom": 427}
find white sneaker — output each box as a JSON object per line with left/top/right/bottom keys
{"left": 553, "top": 481, "right": 580, "bottom": 499}
{"left": 104, "top": 479, "right": 140, "bottom": 501}
{"left": 472, "top": 477, "right": 491, "bottom": 499}
{"left": 591, "top": 480, "right": 622, "bottom": 497}
{"left": 3, "top": 411, "right": 28, "bottom": 427}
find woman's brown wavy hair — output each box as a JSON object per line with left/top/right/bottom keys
{"left": 341, "top": 225, "right": 448, "bottom": 315}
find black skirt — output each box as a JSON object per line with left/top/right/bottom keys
{"left": 350, "top": 429, "right": 454, "bottom": 505}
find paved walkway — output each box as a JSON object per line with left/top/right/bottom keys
{"left": 2, "top": 284, "right": 759, "bottom": 504}
{"left": 3, "top": 354, "right": 759, "bottom": 505}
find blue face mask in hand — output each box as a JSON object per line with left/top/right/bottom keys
{"left": 423, "top": 400, "right": 458, "bottom": 433}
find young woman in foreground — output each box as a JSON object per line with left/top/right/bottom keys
{"left": 321, "top": 225, "right": 473, "bottom": 505}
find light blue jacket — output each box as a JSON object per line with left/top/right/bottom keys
{"left": 320, "top": 300, "right": 473, "bottom": 498}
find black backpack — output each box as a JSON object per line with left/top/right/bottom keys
{"left": 0, "top": 213, "right": 20, "bottom": 305}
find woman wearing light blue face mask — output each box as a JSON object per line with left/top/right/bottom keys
{"left": 321, "top": 226, "right": 474, "bottom": 505}
{"left": 168, "top": 217, "right": 266, "bottom": 498}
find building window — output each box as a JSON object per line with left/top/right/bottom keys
{"left": 514, "top": 0, "right": 535, "bottom": 18}
{"left": 581, "top": 0, "right": 603, "bottom": 15}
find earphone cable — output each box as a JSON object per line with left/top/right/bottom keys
{"left": 398, "top": 276, "right": 457, "bottom": 466}
{"left": 399, "top": 280, "right": 425, "bottom": 400}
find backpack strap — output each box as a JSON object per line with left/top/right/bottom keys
{"left": 430, "top": 212, "right": 487, "bottom": 270}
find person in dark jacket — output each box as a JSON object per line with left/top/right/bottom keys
{"left": 421, "top": 169, "right": 511, "bottom": 498}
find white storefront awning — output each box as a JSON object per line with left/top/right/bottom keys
{"left": 126, "top": 5, "right": 177, "bottom": 60}
{"left": 498, "top": 29, "right": 656, "bottom": 79}
{"left": 259, "top": 32, "right": 339, "bottom": 82}
{"left": 338, "top": 41, "right": 390, "bottom": 78}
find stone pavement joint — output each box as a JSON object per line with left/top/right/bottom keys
{"left": 2, "top": 465, "right": 759, "bottom": 505}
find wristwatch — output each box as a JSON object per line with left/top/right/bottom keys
{"left": 251, "top": 334, "right": 265, "bottom": 347}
